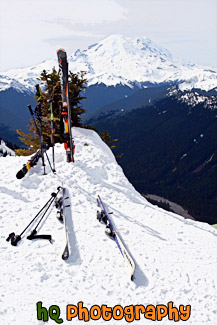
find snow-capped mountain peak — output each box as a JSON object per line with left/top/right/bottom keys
{"left": 1, "top": 34, "right": 217, "bottom": 92}
{"left": 81, "top": 34, "right": 174, "bottom": 61}
{"left": 68, "top": 34, "right": 180, "bottom": 87}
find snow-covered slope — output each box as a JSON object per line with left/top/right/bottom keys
{"left": 1, "top": 35, "right": 217, "bottom": 92}
{"left": 0, "top": 60, "right": 57, "bottom": 93}
{"left": 0, "top": 139, "right": 15, "bottom": 157}
{"left": 0, "top": 128, "right": 216, "bottom": 324}
{"left": 168, "top": 86, "right": 217, "bottom": 109}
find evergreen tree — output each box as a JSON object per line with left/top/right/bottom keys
{"left": 100, "top": 130, "right": 118, "bottom": 150}
{"left": 16, "top": 68, "right": 87, "bottom": 153}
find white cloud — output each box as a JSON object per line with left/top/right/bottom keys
{"left": 0, "top": 0, "right": 216, "bottom": 70}
{"left": 0, "top": 0, "right": 127, "bottom": 70}
{"left": 0, "top": 0, "right": 121, "bottom": 70}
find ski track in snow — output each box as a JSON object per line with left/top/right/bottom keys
{"left": 0, "top": 127, "right": 217, "bottom": 324}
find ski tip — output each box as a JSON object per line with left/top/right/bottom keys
{"left": 57, "top": 48, "right": 66, "bottom": 54}
{"left": 62, "top": 254, "right": 69, "bottom": 260}
{"left": 16, "top": 170, "right": 25, "bottom": 179}
{"left": 131, "top": 275, "right": 134, "bottom": 281}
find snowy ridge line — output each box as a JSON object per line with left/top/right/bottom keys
{"left": 168, "top": 86, "right": 217, "bottom": 108}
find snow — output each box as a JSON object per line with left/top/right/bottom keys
{"left": 168, "top": 87, "right": 217, "bottom": 109}
{"left": 1, "top": 35, "right": 217, "bottom": 93}
{"left": 145, "top": 194, "right": 194, "bottom": 221}
{"left": 0, "top": 127, "right": 217, "bottom": 324}
{"left": 0, "top": 60, "right": 57, "bottom": 93}
{"left": 0, "top": 139, "right": 15, "bottom": 157}
{"left": 0, "top": 74, "right": 32, "bottom": 93}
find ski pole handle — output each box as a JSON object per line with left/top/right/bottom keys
{"left": 35, "top": 84, "right": 40, "bottom": 92}
{"left": 35, "top": 84, "right": 42, "bottom": 105}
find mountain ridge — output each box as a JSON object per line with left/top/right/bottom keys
{"left": 1, "top": 34, "right": 217, "bottom": 93}
{"left": 86, "top": 84, "right": 217, "bottom": 121}
{"left": 91, "top": 93, "right": 217, "bottom": 225}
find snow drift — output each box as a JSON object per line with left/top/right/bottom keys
{"left": 0, "top": 127, "right": 217, "bottom": 324}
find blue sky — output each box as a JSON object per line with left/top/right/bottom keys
{"left": 0, "top": 0, "right": 216, "bottom": 71}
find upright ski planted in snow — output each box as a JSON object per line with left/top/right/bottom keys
{"left": 97, "top": 195, "right": 135, "bottom": 280}
{"left": 57, "top": 49, "right": 74, "bottom": 163}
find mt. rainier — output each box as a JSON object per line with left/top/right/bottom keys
{"left": 1, "top": 34, "right": 217, "bottom": 93}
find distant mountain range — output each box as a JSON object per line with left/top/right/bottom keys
{"left": 1, "top": 34, "right": 217, "bottom": 92}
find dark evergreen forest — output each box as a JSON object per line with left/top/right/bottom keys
{"left": 92, "top": 96, "right": 217, "bottom": 224}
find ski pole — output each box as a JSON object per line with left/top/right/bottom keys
{"left": 38, "top": 108, "right": 46, "bottom": 175}
{"left": 28, "top": 104, "right": 46, "bottom": 175}
{"left": 28, "top": 104, "right": 41, "bottom": 136}
{"left": 49, "top": 100, "right": 56, "bottom": 172}
{"left": 27, "top": 187, "right": 61, "bottom": 241}
{"left": 34, "top": 91, "right": 56, "bottom": 174}
{"left": 6, "top": 187, "right": 61, "bottom": 246}
{"left": 28, "top": 104, "right": 55, "bottom": 175}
